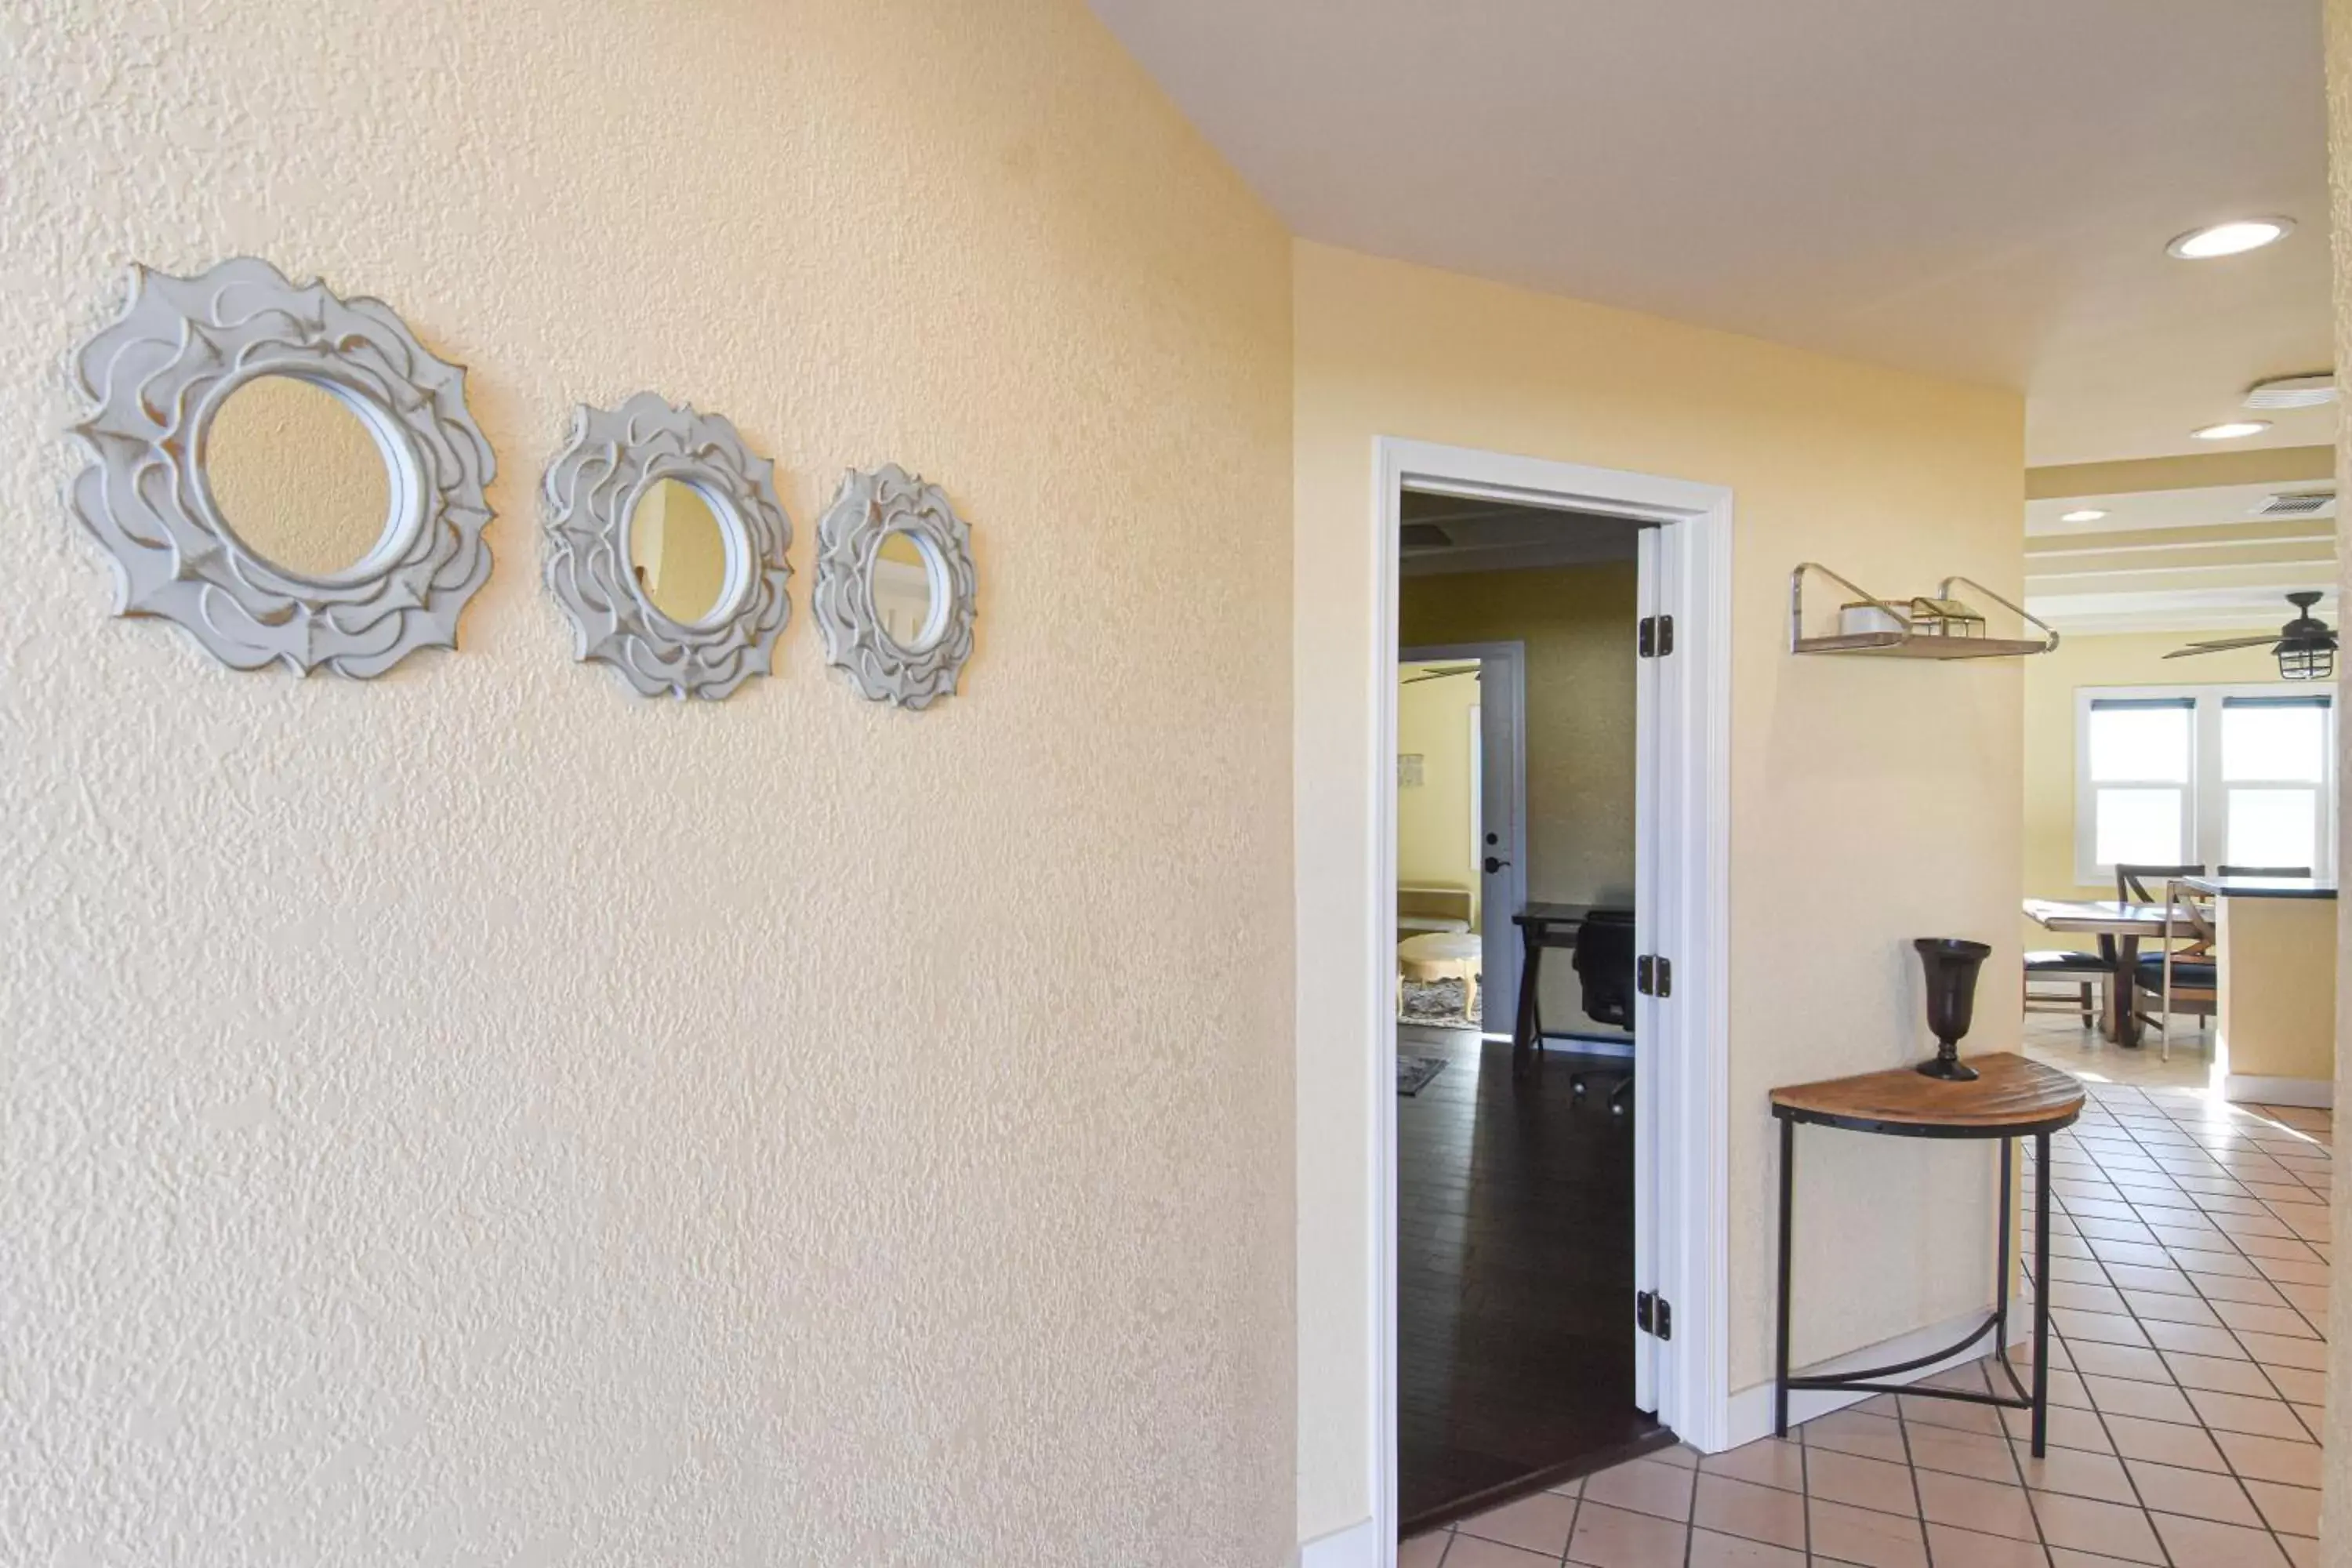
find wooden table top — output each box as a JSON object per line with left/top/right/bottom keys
{"left": 2023, "top": 898, "right": 2174, "bottom": 936}
{"left": 1770, "top": 1053, "right": 2085, "bottom": 1138}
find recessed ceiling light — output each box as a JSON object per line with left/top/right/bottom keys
{"left": 2166, "top": 219, "right": 2294, "bottom": 260}
{"left": 2191, "top": 420, "right": 2272, "bottom": 441}
{"left": 2245, "top": 372, "right": 2338, "bottom": 410}
{"left": 2060, "top": 509, "right": 2108, "bottom": 523}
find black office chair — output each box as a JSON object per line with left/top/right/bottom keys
{"left": 1570, "top": 908, "right": 1636, "bottom": 1113}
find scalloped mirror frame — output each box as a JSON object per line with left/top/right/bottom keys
{"left": 541, "top": 393, "right": 793, "bottom": 701}
{"left": 812, "top": 464, "right": 978, "bottom": 710}
{"left": 66, "top": 257, "right": 496, "bottom": 677}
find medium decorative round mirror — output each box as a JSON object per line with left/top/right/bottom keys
{"left": 543, "top": 394, "right": 792, "bottom": 700}
{"left": 626, "top": 477, "right": 743, "bottom": 630}
{"left": 813, "top": 465, "right": 977, "bottom": 709}
{"left": 67, "top": 257, "right": 495, "bottom": 677}
{"left": 872, "top": 527, "right": 949, "bottom": 652}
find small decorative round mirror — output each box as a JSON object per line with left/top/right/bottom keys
{"left": 202, "top": 372, "right": 409, "bottom": 582}
{"left": 626, "top": 477, "right": 743, "bottom": 629}
{"left": 872, "top": 527, "right": 948, "bottom": 652}
{"left": 813, "top": 465, "right": 977, "bottom": 710}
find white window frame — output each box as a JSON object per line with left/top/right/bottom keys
{"left": 2073, "top": 683, "right": 2337, "bottom": 885}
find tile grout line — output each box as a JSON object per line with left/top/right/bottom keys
{"left": 2028, "top": 1237, "right": 2176, "bottom": 1564}
{"left": 2106, "top": 1086, "right": 2327, "bottom": 1563}
{"left": 2058, "top": 1088, "right": 2316, "bottom": 1565}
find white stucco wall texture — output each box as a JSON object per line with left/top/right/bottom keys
{"left": 0, "top": 2, "right": 1296, "bottom": 1563}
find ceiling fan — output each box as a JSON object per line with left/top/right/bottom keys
{"left": 2164, "top": 591, "right": 2338, "bottom": 681}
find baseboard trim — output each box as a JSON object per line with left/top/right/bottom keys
{"left": 2223, "top": 1073, "right": 2333, "bottom": 1109}
{"left": 1719, "top": 1303, "right": 2031, "bottom": 1451}
{"left": 1298, "top": 1515, "right": 1377, "bottom": 1568}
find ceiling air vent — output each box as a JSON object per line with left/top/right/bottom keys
{"left": 1399, "top": 522, "right": 1454, "bottom": 550}
{"left": 2245, "top": 372, "right": 2337, "bottom": 410}
{"left": 2252, "top": 491, "right": 2336, "bottom": 518}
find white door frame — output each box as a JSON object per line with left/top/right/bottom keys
{"left": 1367, "top": 437, "right": 1734, "bottom": 1559}
{"left": 1398, "top": 641, "right": 1528, "bottom": 1027}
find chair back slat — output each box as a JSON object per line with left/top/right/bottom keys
{"left": 2117, "top": 862, "right": 2204, "bottom": 904}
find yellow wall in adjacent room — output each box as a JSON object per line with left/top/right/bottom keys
{"left": 1396, "top": 660, "right": 1483, "bottom": 927}
{"left": 1294, "top": 241, "right": 2024, "bottom": 1537}
{"left": 1401, "top": 561, "right": 1640, "bottom": 1025}
{"left": 0, "top": 2, "right": 1294, "bottom": 1563}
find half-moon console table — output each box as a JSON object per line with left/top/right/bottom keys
{"left": 1770, "top": 1052, "right": 2085, "bottom": 1455}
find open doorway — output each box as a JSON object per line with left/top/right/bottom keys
{"left": 1368, "top": 438, "right": 1733, "bottom": 1565}
{"left": 1392, "top": 498, "right": 1659, "bottom": 1530}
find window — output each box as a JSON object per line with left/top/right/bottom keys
{"left": 2074, "top": 685, "right": 2335, "bottom": 884}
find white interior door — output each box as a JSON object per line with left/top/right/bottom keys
{"left": 1472, "top": 650, "right": 1526, "bottom": 1036}
{"left": 1631, "top": 526, "right": 1664, "bottom": 1414}
{"left": 1400, "top": 641, "right": 1526, "bottom": 1033}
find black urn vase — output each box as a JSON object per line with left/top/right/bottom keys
{"left": 1914, "top": 938, "right": 1991, "bottom": 1081}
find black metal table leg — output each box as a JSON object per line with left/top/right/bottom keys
{"left": 1512, "top": 924, "right": 1542, "bottom": 1076}
{"left": 1995, "top": 1138, "right": 2013, "bottom": 1353}
{"left": 2033, "top": 1130, "right": 2052, "bottom": 1456}
{"left": 1775, "top": 1115, "right": 1794, "bottom": 1437}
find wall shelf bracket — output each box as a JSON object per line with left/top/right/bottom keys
{"left": 1789, "top": 562, "right": 2058, "bottom": 660}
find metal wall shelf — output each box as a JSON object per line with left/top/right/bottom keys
{"left": 1790, "top": 564, "right": 2059, "bottom": 659}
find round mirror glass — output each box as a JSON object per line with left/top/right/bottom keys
{"left": 204, "top": 373, "right": 400, "bottom": 579}
{"left": 628, "top": 478, "right": 738, "bottom": 626}
{"left": 872, "top": 528, "right": 944, "bottom": 652}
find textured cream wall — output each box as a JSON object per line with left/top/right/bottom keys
{"left": 0, "top": 3, "right": 1296, "bottom": 1564}
{"left": 2325, "top": 5, "right": 2352, "bottom": 1563}
{"left": 1294, "top": 241, "right": 2024, "bottom": 1536}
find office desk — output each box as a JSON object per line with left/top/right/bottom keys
{"left": 1508, "top": 902, "right": 1595, "bottom": 1073}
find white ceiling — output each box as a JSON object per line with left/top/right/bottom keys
{"left": 2024, "top": 470, "right": 2337, "bottom": 634}
{"left": 1090, "top": 0, "right": 2332, "bottom": 465}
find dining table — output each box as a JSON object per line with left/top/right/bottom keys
{"left": 2020, "top": 898, "right": 2175, "bottom": 1047}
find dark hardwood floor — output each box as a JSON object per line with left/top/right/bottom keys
{"left": 1396, "top": 1025, "right": 1662, "bottom": 1535}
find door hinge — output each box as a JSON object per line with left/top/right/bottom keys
{"left": 1636, "top": 954, "right": 1672, "bottom": 998}
{"left": 1637, "top": 1291, "right": 1672, "bottom": 1341}
{"left": 1638, "top": 614, "right": 1675, "bottom": 658}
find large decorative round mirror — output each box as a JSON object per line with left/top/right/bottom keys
{"left": 202, "top": 372, "right": 409, "bottom": 582}
{"left": 67, "top": 257, "right": 495, "bottom": 677}
{"left": 543, "top": 394, "right": 793, "bottom": 701}
{"left": 813, "top": 465, "right": 977, "bottom": 710}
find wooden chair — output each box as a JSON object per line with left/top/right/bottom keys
{"left": 2116, "top": 862, "right": 2205, "bottom": 903}
{"left": 2022, "top": 949, "right": 2109, "bottom": 1027}
{"left": 2133, "top": 878, "right": 2218, "bottom": 1062}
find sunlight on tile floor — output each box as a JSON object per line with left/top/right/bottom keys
{"left": 1402, "top": 1016, "right": 2332, "bottom": 1567}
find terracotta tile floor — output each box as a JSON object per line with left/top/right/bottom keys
{"left": 1400, "top": 1018, "right": 2334, "bottom": 1566}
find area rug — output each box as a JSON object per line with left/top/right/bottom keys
{"left": 1396, "top": 1054, "right": 1449, "bottom": 1096}
{"left": 1399, "top": 975, "right": 1482, "bottom": 1028}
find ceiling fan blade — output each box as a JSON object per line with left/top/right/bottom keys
{"left": 2164, "top": 636, "right": 2280, "bottom": 658}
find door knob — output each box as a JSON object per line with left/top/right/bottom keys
{"left": 1483, "top": 855, "right": 1509, "bottom": 873}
